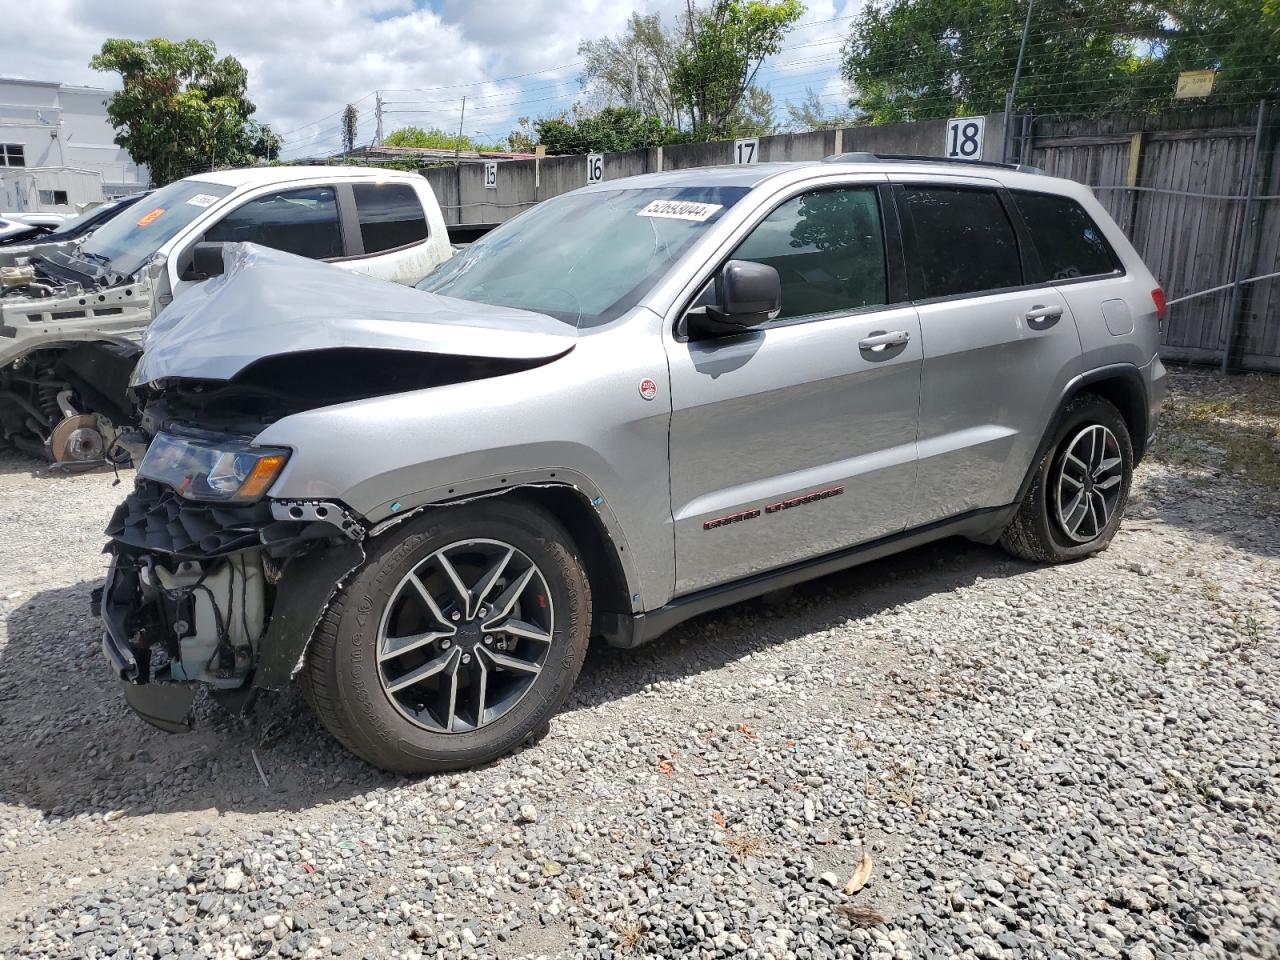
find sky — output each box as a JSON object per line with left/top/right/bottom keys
{"left": 0, "top": 0, "right": 861, "bottom": 158}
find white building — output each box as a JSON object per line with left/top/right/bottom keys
{"left": 0, "top": 77, "right": 149, "bottom": 214}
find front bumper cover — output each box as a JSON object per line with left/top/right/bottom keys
{"left": 97, "top": 481, "right": 368, "bottom": 733}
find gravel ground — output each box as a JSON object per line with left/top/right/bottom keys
{"left": 0, "top": 366, "right": 1277, "bottom": 960}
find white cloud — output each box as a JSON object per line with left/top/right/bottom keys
{"left": 0, "top": 0, "right": 846, "bottom": 158}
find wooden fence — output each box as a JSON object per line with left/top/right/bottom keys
{"left": 1026, "top": 105, "right": 1278, "bottom": 371}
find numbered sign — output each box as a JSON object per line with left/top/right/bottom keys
{"left": 734, "top": 137, "right": 759, "bottom": 165}
{"left": 483, "top": 161, "right": 497, "bottom": 189}
{"left": 945, "top": 116, "right": 985, "bottom": 160}
{"left": 586, "top": 153, "right": 604, "bottom": 185}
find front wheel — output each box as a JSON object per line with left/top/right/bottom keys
{"left": 304, "top": 500, "right": 591, "bottom": 773}
{"left": 1000, "top": 394, "right": 1134, "bottom": 564}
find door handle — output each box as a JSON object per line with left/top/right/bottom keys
{"left": 858, "top": 330, "right": 911, "bottom": 351}
{"left": 1025, "top": 304, "right": 1064, "bottom": 329}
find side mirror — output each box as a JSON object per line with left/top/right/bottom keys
{"left": 687, "top": 260, "right": 781, "bottom": 338}
{"left": 182, "top": 241, "right": 227, "bottom": 282}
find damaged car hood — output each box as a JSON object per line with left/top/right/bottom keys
{"left": 134, "top": 243, "right": 578, "bottom": 385}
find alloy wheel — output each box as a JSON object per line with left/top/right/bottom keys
{"left": 1054, "top": 424, "right": 1124, "bottom": 543}
{"left": 376, "top": 539, "right": 554, "bottom": 733}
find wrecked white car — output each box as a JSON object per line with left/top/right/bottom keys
{"left": 0, "top": 166, "right": 453, "bottom": 463}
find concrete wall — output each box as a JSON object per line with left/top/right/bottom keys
{"left": 423, "top": 113, "right": 1008, "bottom": 226}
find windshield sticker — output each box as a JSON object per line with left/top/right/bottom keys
{"left": 136, "top": 208, "right": 165, "bottom": 227}
{"left": 186, "top": 194, "right": 220, "bottom": 208}
{"left": 637, "top": 200, "right": 723, "bottom": 222}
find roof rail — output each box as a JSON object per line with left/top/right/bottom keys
{"left": 821, "top": 152, "right": 1044, "bottom": 175}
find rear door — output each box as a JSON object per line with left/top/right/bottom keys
{"left": 337, "top": 181, "right": 448, "bottom": 285}
{"left": 891, "top": 178, "right": 1083, "bottom": 526}
{"left": 665, "top": 181, "right": 923, "bottom": 595}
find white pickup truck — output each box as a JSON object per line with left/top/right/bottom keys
{"left": 0, "top": 166, "right": 456, "bottom": 463}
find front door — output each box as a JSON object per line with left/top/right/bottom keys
{"left": 666, "top": 184, "right": 923, "bottom": 596}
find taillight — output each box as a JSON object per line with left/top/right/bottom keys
{"left": 1151, "top": 287, "right": 1167, "bottom": 329}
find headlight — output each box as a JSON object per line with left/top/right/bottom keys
{"left": 138, "top": 432, "right": 289, "bottom": 503}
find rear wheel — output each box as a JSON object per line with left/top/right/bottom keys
{"left": 304, "top": 500, "right": 590, "bottom": 773}
{"left": 1000, "top": 394, "right": 1134, "bottom": 563}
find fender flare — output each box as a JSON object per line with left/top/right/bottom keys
{"left": 1011, "top": 362, "right": 1149, "bottom": 509}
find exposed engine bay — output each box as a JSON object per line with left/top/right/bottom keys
{"left": 96, "top": 243, "right": 581, "bottom": 732}
{"left": 101, "top": 346, "right": 563, "bottom": 730}
{"left": 98, "top": 472, "right": 367, "bottom": 723}
{"left": 0, "top": 246, "right": 164, "bottom": 463}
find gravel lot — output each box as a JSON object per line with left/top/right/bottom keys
{"left": 0, "top": 366, "right": 1277, "bottom": 960}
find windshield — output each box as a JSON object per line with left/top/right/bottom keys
{"left": 42, "top": 199, "right": 127, "bottom": 240}
{"left": 82, "top": 179, "right": 234, "bottom": 275}
{"left": 417, "top": 185, "right": 749, "bottom": 325}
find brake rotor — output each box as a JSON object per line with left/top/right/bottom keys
{"left": 49, "top": 414, "right": 107, "bottom": 465}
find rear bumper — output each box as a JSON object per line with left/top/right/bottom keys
{"left": 1143, "top": 354, "right": 1168, "bottom": 450}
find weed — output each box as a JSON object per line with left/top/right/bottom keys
{"left": 615, "top": 917, "right": 644, "bottom": 952}
{"left": 723, "top": 832, "right": 766, "bottom": 860}
{"left": 1241, "top": 608, "right": 1264, "bottom": 645}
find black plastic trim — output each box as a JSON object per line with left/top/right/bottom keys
{"left": 612, "top": 505, "right": 1016, "bottom": 649}
{"left": 334, "top": 183, "right": 365, "bottom": 257}
{"left": 878, "top": 182, "right": 910, "bottom": 305}
{"left": 997, "top": 186, "right": 1044, "bottom": 283}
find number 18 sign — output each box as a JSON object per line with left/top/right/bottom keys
{"left": 945, "top": 116, "right": 985, "bottom": 160}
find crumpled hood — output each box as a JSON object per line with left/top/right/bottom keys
{"left": 133, "top": 243, "right": 577, "bottom": 385}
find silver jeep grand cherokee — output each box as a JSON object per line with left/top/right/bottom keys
{"left": 98, "top": 154, "right": 1168, "bottom": 772}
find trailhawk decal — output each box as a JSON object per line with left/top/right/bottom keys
{"left": 703, "top": 485, "right": 844, "bottom": 530}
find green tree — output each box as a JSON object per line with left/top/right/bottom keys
{"left": 784, "top": 87, "right": 858, "bottom": 130}
{"left": 579, "top": 13, "right": 685, "bottom": 126}
{"left": 569, "top": 0, "right": 802, "bottom": 144}
{"left": 672, "top": 0, "right": 805, "bottom": 137}
{"left": 90, "top": 38, "right": 266, "bottom": 186}
{"left": 250, "top": 124, "right": 281, "bottom": 161}
{"left": 507, "top": 120, "right": 538, "bottom": 154}
{"left": 382, "top": 126, "right": 505, "bottom": 152}
{"left": 840, "top": 0, "right": 1279, "bottom": 123}
{"left": 341, "top": 104, "right": 359, "bottom": 154}
{"left": 522, "top": 106, "right": 686, "bottom": 154}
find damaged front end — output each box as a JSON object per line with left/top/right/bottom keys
{"left": 0, "top": 250, "right": 164, "bottom": 461}
{"left": 97, "top": 244, "right": 579, "bottom": 733}
{"left": 97, "top": 473, "right": 367, "bottom": 732}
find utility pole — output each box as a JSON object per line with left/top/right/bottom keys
{"left": 1001, "top": 0, "right": 1035, "bottom": 163}
{"left": 454, "top": 96, "right": 467, "bottom": 166}
{"left": 375, "top": 91, "right": 384, "bottom": 146}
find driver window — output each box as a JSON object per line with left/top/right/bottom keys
{"left": 730, "top": 187, "right": 887, "bottom": 321}
{"left": 204, "top": 186, "right": 343, "bottom": 260}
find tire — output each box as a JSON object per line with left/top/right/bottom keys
{"left": 303, "top": 499, "right": 591, "bottom": 773}
{"left": 1000, "top": 394, "right": 1134, "bottom": 564}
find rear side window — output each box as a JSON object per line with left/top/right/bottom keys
{"left": 1012, "top": 191, "right": 1120, "bottom": 280}
{"left": 205, "top": 186, "right": 343, "bottom": 259}
{"left": 731, "top": 187, "right": 887, "bottom": 321}
{"left": 901, "top": 187, "right": 1022, "bottom": 298}
{"left": 353, "top": 183, "right": 428, "bottom": 253}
